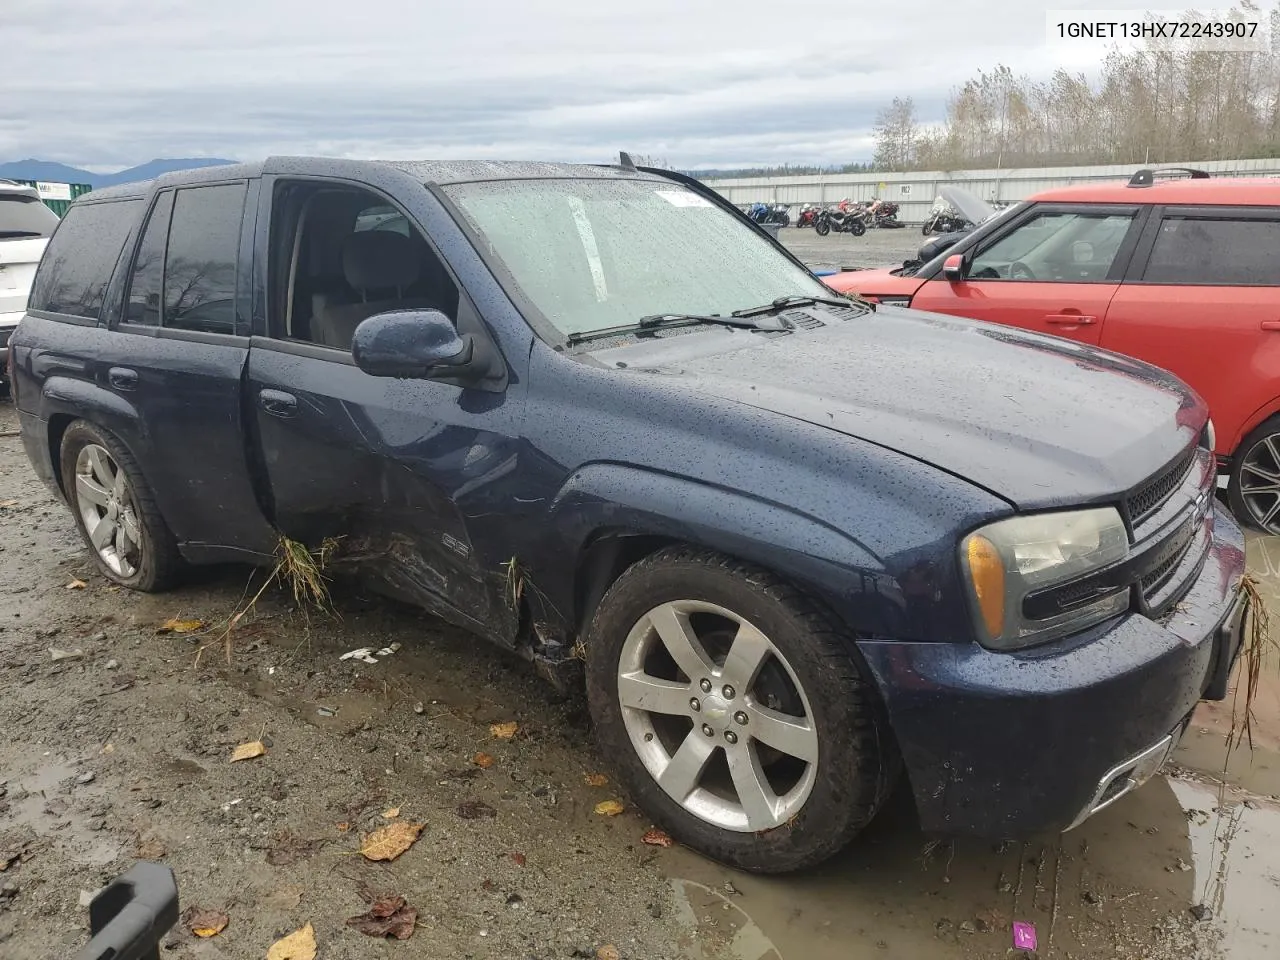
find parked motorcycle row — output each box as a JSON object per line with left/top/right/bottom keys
{"left": 742, "top": 199, "right": 904, "bottom": 236}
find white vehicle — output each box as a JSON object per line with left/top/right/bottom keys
{"left": 0, "top": 181, "right": 59, "bottom": 389}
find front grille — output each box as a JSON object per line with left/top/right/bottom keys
{"left": 1127, "top": 448, "right": 1196, "bottom": 524}
{"left": 1141, "top": 548, "right": 1183, "bottom": 597}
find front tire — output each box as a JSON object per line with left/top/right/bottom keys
{"left": 60, "top": 420, "right": 182, "bottom": 591}
{"left": 814, "top": 218, "right": 830, "bottom": 236}
{"left": 1228, "top": 415, "right": 1280, "bottom": 533}
{"left": 585, "top": 547, "right": 898, "bottom": 874}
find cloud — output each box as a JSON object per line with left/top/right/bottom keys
{"left": 5, "top": 0, "right": 1120, "bottom": 168}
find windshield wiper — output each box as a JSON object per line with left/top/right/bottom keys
{"left": 732, "top": 294, "right": 870, "bottom": 317}
{"left": 565, "top": 312, "right": 787, "bottom": 346}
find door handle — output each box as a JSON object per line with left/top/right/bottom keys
{"left": 258, "top": 389, "right": 299, "bottom": 419}
{"left": 107, "top": 367, "right": 138, "bottom": 391}
{"left": 1261, "top": 321, "right": 1280, "bottom": 331}
{"left": 1044, "top": 313, "right": 1097, "bottom": 325}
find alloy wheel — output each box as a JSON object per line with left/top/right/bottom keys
{"left": 1239, "top": 432, "right": 1280, "bottom": 533}
{"left": 616, "top": 599, "right": 819, "bottom": 832}
{"left": 74, "top": 443, "right": 142, "bottom": 578}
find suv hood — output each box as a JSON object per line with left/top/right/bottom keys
{"left": 599, "top": 307, "right": 1202, "bottom": 509}
{"left": 940, "top": 186, "right": 996, "bottom": 225}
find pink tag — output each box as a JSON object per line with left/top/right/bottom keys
{"left": 1012, "top": 921, "right": 1038, "bottom": 951}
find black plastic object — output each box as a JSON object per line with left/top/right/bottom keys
{"left": 1128, "top": 166, "right": 1211, "bottom": 187}
{"left": 74, "top": 862, "right": 179, "bottom": 960}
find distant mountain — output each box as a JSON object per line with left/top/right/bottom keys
{"left": 0, "top": 157, "right": 238, "bottom": 189}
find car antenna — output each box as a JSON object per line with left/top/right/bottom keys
{"left": 618, "top": 152, "right": 638, "bottom": 172}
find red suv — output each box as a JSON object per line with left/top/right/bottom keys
{"left": 826, "top": 168, "right": 1280, "bottom": 532}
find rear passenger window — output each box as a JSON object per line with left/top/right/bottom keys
{"left": 163, "top": 184, "right": 246, "bottom": 334}
{"left": 1144, "top": 218, "right": 1280, "bottom": 285}
{"left": 124, "top": 192, "right": 174, "bottom": 326}
{"left": 27, "top": 200, "right": 142, "bottom": 320}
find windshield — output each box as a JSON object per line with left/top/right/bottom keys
{"left": 444, "top": 178, "right": 830, "bottom": 339}
{"left": 0, "top": 193, "right": 60, "bottom": 239}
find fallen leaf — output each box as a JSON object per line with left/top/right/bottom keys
{"left": 456, "top": 800, "right": 497, "bottom": 820}
{"left": 594, "top": 799, "right": 624, "bottom": 817}
{"left": 265, "top": 830, "right": 325, "bottom": 866}
{"left": 0, "top": 499, "right": 18, "bottom": 508}
{"left": 597, "top": 946, "right": 621, "bottom": 960}
{"left": 346, "top": 895, "right": 417, "bottom": 940}
{"left": 135, "top": 839, "right": 167, "bottom": 860}
{"left": 489, "top": 721, "right": 518, "bottom": 739}
{"left": 360, "top": 821, "right": 424, "bottom": 862}
{"left": 335, "top": 822, "right": 350, "bottom": 833}
{"left": 472, "top": 752, "right": 495, "bottom": 769}
{"left": 584, "top": 773, "right": 609, "bottom": 787}
{"left": 66, "top": 579, "right": 87, "bottom": 590}
{"left": 100, "top": 743, "right": 114, "bottom": 754}
{"left": 510, "top": 852, "right": 526, "bottom": 867}
{"left": 182, "top": 906, "right": 229, "bottom": 938}
{"left": 264, "top": 886, "right": 303, "bottom": 911}
{"left": 267, "top": 922, "right": 316, "bottom": 960}
{"left": 229, "top": 741, "right": 266, "bottom": 763}
{"left": 382, "top": 806, "right": 400, "bottom": 819}
{"left": 642, "top": 828, "right": 674, "bottom": 848}
{"left": 156, "top": 617, "right": 205, "bottom": 635}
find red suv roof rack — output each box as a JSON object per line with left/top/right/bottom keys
{"left": 1128, "top": 167, "right": 1212, "bottom": 187}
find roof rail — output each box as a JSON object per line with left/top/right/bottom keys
{"left": 1128, "top": 167, "right": 1211, "bottom": 188}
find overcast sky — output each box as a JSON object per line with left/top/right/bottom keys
{"left": 7, "top": 0, "right": 1138, "bottom": 169}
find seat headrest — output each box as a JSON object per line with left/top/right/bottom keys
{"left": 342, "top": 231, "right": 420, "bottom": 292}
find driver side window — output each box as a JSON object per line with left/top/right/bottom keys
{"left": 968, "top": 210, "right": 1134, "bottom": 283}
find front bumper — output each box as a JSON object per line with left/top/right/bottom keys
{"left": 857, "top": 501, "right": 1246, "bottom": 838}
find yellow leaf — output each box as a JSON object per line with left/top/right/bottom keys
{"left": 157, "top": 617, "right": 205, "bottom": 635}
{"left": 597, "top": 946, "right": 621, "bottom": 960}
{"left": 184, "top": 907, "right": 229, "bottom": 938}
{"left": 360, "top": 821, "right": 424, "bottom": 862}
{"left": 584, "top": 773, "right": 609, "bottom": 788}
{"left": 382, "top": 806, "right": 400, "bottom": 819}
{"left": 229, "top": 741, "right": 266, "bottom": 763}
{"left": 66, "top": 579, "right": 87, "bottom": 590}
{"left": 472, "top": 752, "right": 495, "bottom": 768}
{"left": 266, "top": 922, "right": 316, "bottom": 960}
{"left": 594, "top": 799, "right": 624, "bottom": 817}
{"left": 489, "top": 721, "right": 518, "bottom": 740}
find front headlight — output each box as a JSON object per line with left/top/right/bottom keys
{"left": 960, "top": 507, "right": 1130, "bottom": 650}
{"left": 1202, "top": 418, "right": 1216, "bottom": 452}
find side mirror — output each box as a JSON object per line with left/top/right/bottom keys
{"left": 351, "top": 309, "right": 474, "bottom": 380}
{"left": 942, "top": 254, "right": 966, "bottom": 283}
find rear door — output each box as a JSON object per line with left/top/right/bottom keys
{"left": 909, "top": 204, "right": 1145, "bottom": 346}
{"left": 111, "top": 180, "right": 278, "bottom": 557}
{"left": 1103, "top": 206, "right": 1280, "bottom": 459}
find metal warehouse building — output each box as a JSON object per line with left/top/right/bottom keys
{"left": 703, "top": 156, "right": 1280, "bottom": 224}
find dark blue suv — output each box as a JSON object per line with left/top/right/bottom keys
{"left": 10, "top": 157, "right": 1247, "bottom": 873}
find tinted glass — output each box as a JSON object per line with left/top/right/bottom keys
{"left": 27, "top": 200, "right": 142, "bottom": 319}
{"left": 445, "top": 179, "right": 830, "bottom": 338}
{"left": 163, "top": 183, "right": 245, "bottom": 334}
{"left": 1144, "top": 217, "right": 1280, "bottom": 285}
{"left": 124, "top": 192, "right": 173, "bottom": 326}
{"left": 969, "top": 212, "right": 1133, "bottom": 282}
{"left": 0, "top": 194, "right": 60, "bottom": 239}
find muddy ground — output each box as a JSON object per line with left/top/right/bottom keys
{"left": 2, "top": 231, "right": 1279, "bottom": 959}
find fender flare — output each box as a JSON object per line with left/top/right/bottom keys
{"left": 40, "top": 375, "right": 145, "bottom": 492}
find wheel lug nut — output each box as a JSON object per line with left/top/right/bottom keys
{"left": 722, "top": 685, "right": 735, "bottom": 700}
{"left": 724, "top": 731, "right": 738, "bottom": 744}
{"left": 699, "top": 679, "right": 712, "bottom": 693}
{"left": 701, "top": 724, "right": 714, "bottom": 737}
{"left": 689, "top": 698, "right": 701, "bottom": 712}
{"left": 734, "top": 711, "right": 748, "bottom": 725}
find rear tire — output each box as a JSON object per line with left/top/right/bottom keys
{"left": 60, "top": 420, "right": 182, "bottom": 591}
{"left": 1228, "top": 415, "right": 1280, "bottom": 533}
{"left": 585, "top": 546, "right": 899, "bottom": 874}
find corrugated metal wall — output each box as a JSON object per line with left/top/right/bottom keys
{"left": 704, "top": 157, "right": 1280, "bottom": 223}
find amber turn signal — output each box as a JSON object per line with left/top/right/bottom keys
{"left": 966, "top": 535, "right": 1005, "bottom": 639}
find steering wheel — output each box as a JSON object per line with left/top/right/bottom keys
{"left": 1009, "top": 260, "right": 1037, "bottom": 281}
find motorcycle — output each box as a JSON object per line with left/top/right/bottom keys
{"left": 814, "top": 206, "right": 866, "bottom": 237}
{"left": 921, "top": 196, "right": 972, "bottom": 235}
{"left": 869, "top": 200, "right": 903, "bottom": 228}
{"left": 795, "top": 203, "right": 820, "bottom": 228}
{"left": 746, "top": 202, "right": 791, "bottom": 227}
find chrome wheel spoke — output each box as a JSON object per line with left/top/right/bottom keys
{"left": 120, "top": 510, "right": 141, "bottom": 547}
{"left": 75, "top": 473, "right": 110, "bottom": 507}
{"left": 721, "top": 621, "right": 771, "bottom": 689}
{"left": 618, "top": 672, "right": 692, "bottom": 716}
{"left": 1261, "top": 498, "right": 1280, "bottom": 529}
{"left": 727, "top": 744, "right": 779, "bottom": 829}
{"left": 1243, "top": 461, "right": 1280, "bottom": 483}
{"left": 648, "top": 604, "right": 714, "bottom": 681}
{"left": 87, "top": 447, "right": 113, "bottom": 488}
{"left": 748, "top": 703, "right": 819, "bottom": 763}
{"left": 658, "top": 730, "right": 716, "bottom": 801}
{"left": 89, "top": 516, "right": 117, "bottom": 550}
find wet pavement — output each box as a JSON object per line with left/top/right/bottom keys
{"left": 1, "top": 367, "right": 1279, "bottom": 957}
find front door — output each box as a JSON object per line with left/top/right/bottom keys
{"left": 245, "top": 179, "right": 523, "bottom": 643}
{"left": 910, "top": 204, "right": 1144, "bottom": 346}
